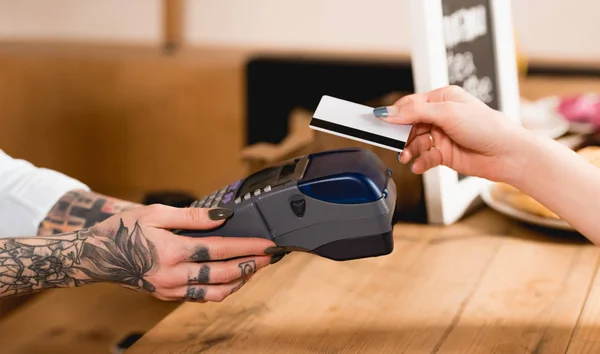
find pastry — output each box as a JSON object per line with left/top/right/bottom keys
{"left": 490, "top": 145, "right": 600, "bottom": 219}
{"left": 574, "top": 146, "right": 600, "bottom": 167}
{"left": 491, "top": 182, "right": 559, "bottom": 219}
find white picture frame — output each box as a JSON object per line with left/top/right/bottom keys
{"left": 408, "top": 0, "right": 521, "bottom": 225}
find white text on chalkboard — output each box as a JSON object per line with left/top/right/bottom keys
{"left": 443, "top": 4, "right": 493, "bottom": 104}
{"left": 443, "top": 5, "right": 487, "bottom": 48}
{"left": 446, "top": 51, "right": 493, "bottom": 103}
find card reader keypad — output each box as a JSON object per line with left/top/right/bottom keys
{"left": 234, "top": 185, "right": 272, "bottom": 204}
{"left": 189, "top": 183, "right": 273, "bottom": 209}
{"left": 192, "top": 185, "right": 229, "bottom": 209}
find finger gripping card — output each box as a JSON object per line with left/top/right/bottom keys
{"left": 309, "top": 95, "right": 412, "bottom": 152}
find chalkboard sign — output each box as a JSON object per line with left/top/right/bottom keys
{"left": 443, "top": 0, "right": 500, "bottom": 180}
{"left": 442, "top": 0, "right": 499, "bottom": 110}
{"left": 408, "top": 0, "right": 520, "bottom": 225}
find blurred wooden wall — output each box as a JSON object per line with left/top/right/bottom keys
{"left": 0, "top": 44, "right": 249, "bottom": 203}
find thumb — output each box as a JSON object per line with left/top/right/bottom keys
{"left": 377, "top": 100, "right": 462, "bottom": 131}
{"left": 139, "top": 204, "right": 232, "bottom": 230}
{"left": 373, "top": 85, "right": 480, "bottom": 121}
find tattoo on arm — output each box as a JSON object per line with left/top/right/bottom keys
{"left": 0, "top": 218, "right": 157, "bottom": 298}
{"left": 37, "top": 190, "right": 140, "bottom": 236}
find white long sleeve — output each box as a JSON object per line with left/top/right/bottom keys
{"left": 0, "top": 149, "right": 89, "bottom": 238}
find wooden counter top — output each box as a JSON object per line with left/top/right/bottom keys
{"left": 128, "top": 208, "right": 600, "bottom": 353}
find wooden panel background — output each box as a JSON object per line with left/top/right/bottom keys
{"left": 0, "top": 44, "right": 249, "bottom": 204}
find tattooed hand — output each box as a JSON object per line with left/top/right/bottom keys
{"left": 0, "top": 205, "right": 286, "bottom": 302}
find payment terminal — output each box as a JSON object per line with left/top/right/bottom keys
{"left": 176, "top": 148, "right": 396, "bottom": 261}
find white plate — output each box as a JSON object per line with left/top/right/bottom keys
{"left": 535, "top": 118, "right": 571, "bottom": 139}
{"left": 520, "top": 98, "right": 570, "bottom": 139}
{"left": 480, "top": 184, "right": 575, "bottom": 231}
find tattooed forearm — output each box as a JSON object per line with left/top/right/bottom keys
{"left": 0, "top": 218, "right": 157, "bottom": 298}
{"left": 37, "top": 190, "right": 140, "bottom": 236}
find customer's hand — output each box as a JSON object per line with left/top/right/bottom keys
{"left": 73, "top": 205, "right": 283, "bottom": 303}
{"left": 374, "top": 85, "right": 530, "bottom": 183}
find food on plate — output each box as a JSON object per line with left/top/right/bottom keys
{"left": 491, "top": 183, "right": 560, "bottom": 219}
{"left": 491, "top": 146, "right": 600, "bottom": 219}
{"left": 575, "top": 146, "right": 600, "bottom": 167}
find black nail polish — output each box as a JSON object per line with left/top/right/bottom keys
{"left": 373, "top": 106, "right": 388, "bottom": 118}
{"left": 208, "top": 208, "right": 233, "bottom": 220}
{"left": 270, "top": 253, "right": 285, "bottom": 264}
{"left": 114, "top": 332, "right": 146, "bottom": 351}
{"left": 264, "top": 246, "right": 286, "bottom": 255}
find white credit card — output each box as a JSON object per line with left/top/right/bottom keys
{"left": 309, "top": 95, "right": 412, "bottom": 152}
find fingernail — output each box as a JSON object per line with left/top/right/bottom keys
{"left": 410, "top": 164, "right": 415, "bottom": 173}
{"left": 373, "top": 106, "right": 388, "bottom": 118}
{"left": 264, "top": 246, "right": 286, "bottom": 255}
{"left": 208, "top": 208, "right": 233, "bottom": 220}
{"left": 397, "top": 152, "right": 402, "bottom": 162}
{"left": 270, "top": 253, "right": 286, "bottom": 264}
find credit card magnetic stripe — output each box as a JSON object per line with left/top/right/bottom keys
{"left": 309, "top": 118, "right": 406, "bottom": 150}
